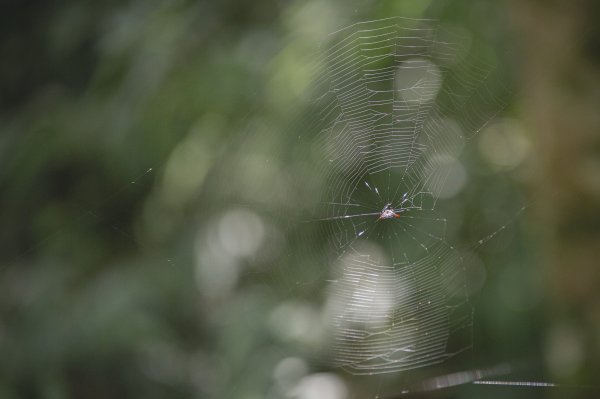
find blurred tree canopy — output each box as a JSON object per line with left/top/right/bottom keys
{"left": 1, "top": 0, "right": 599, "bottom": 398}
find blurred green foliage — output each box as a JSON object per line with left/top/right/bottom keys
{"left": 1, "top": 1, "right": 599, "bottom": 399}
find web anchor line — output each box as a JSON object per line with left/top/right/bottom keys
{"left": 381, "top": 363, "right": 600, "bottom": 398}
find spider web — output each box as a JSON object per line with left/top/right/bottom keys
{"left": 302, "top": 17, "right": 510, "bottom": 375}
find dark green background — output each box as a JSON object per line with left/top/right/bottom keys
{"left": 1, "top": 1, "right": 599, "bottom": 398}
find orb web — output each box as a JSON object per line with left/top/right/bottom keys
{"left": 304, "top": 17, "right": 510, "bottom": 375}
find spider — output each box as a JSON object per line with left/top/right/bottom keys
{"left": 378, "top": 203, "right": 401, "bottom": 220}
{"left": 377, "top": 193, "right": 410, "bottom": 220}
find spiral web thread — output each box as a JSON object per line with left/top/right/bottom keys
{"left": 305, "top": 17, "right": 510, "bottom": 375}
